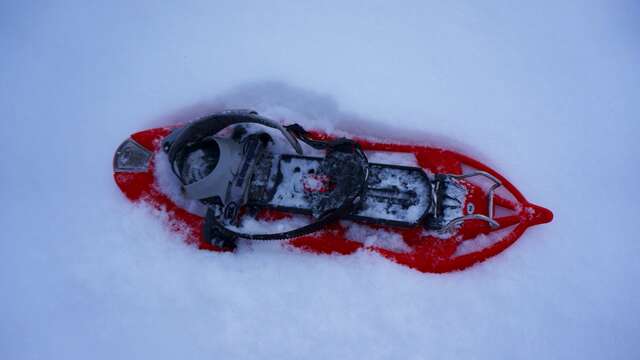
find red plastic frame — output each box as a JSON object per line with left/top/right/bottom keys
{"left": 114, "top": 127, "right": 552, "bottom": 273}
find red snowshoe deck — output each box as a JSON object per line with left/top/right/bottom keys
{"left": 114, "top": 126, "right": 552, "bottom": 273}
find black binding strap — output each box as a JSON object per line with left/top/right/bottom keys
{"left": 167, "top": 110, "right": 303, "bottom": 180}
{"left": 204, "top": 138, "right": 369, "bottom": 249}
{"left": 163, "top": 110, "right": 369, "bottom": 249}
{"left": 204, "top": 199, "right": 349, "bottom": 244}
{"left": 284, "top": 124, "right": 329, "bottom": 150}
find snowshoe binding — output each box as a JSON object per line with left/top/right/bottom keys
{"left": 114, "top": 110, "right": 553, "bottom": 273}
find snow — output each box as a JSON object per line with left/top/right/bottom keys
{"left": 366, "top": 151, "right": 418, "bottom": 166}
{"left": 272, "top": 156, "right": 319, "bottom": 209}
{"left": 1, "top": 1, "right": 640, "bottom": 359}
{"left": 230, "top": 214, "right": 312, "bottom": 237}
{"left": 344, "top": 222, "right": 411, "bottom": 253}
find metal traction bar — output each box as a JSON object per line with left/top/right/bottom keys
{"left": 439, "top": 171, "right": 502, "bottom": 231}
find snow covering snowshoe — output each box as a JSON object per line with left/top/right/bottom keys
{"left": 113, "top": 110, "right": 553, "bottom": 273}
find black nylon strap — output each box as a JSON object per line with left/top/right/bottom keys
{"left": 163, "top": 111, "right": 368, "bottom": 246}
{"left": 284, "top": 124, "right": 329, "bottom": 150}
{"left": 204, "top": 138, "right": 368, "bottom": 244}
{"left": 204, "top": 202, "right": 349, "bottom": 242}
{"left": 167, "top": 110, "right": 303, "bottom": 181}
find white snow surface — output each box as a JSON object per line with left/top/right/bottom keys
{"left": 366, "top": 151, "right": 418, "bottom": 167}
{"left": 1, "top": 1, "right": 639, "bottom": 359}
{"left": 344, "top": 222, "right": 412, "bottom": 253}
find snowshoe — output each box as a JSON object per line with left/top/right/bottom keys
{"left": 113, "top": 110, "right": 553, "bottom": 273}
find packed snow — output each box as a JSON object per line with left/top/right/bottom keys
{"left": 1, "top": 1, "right": 639, "bottom": 360}
{"left": 344, "top": 223, "right": 412, "bottom": 253}
{"left": 455, "top": 224, "right": 518, "bottom": 257}
{"left": 366, "top": 151, "right": 418, "bottom": 166}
